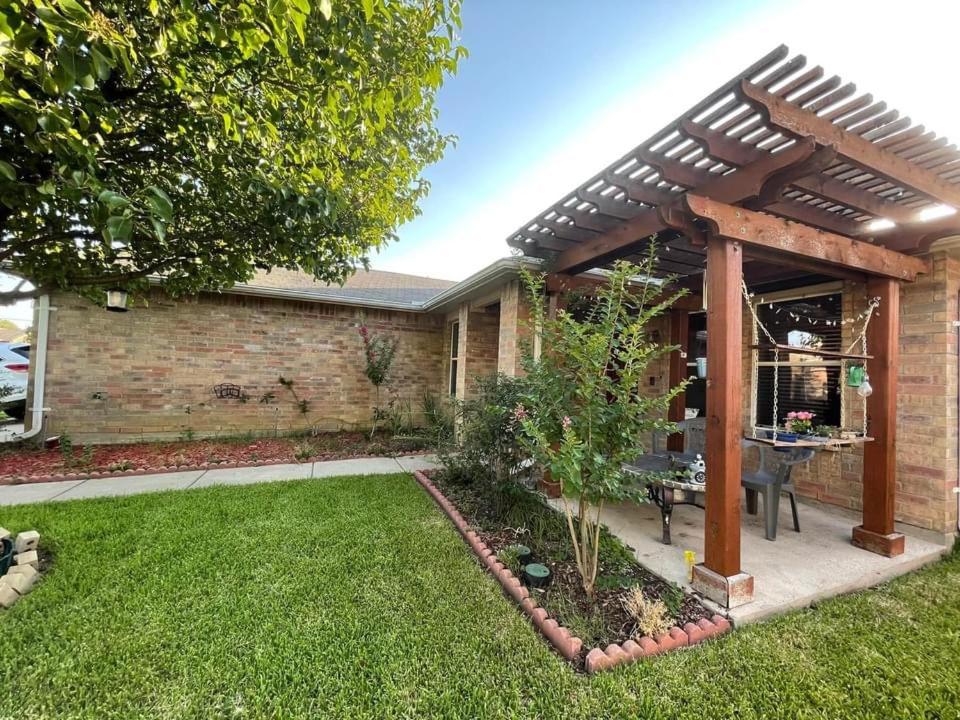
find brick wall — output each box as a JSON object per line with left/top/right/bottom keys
{"left": 456, "top": 303, "right": 500, "bottom": 401}
{"left": 41, "top": 289, "right": 446, "bottom": 442}
{"left": 497, "top": 280, "right": 532, "bottom": 377}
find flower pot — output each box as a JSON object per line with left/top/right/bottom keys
{"left": 767, "top": 430, "right": 798, "bottom": 443}
{"left": 538, "top": 475, "right": 561, "bottom": 499}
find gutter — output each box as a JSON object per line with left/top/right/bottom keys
{"left": 8, "top": 294, "right": 51, "bottom": 442}
{"left": 222, "top": 283, "right": 432, "bottom": 312}
{"left": 421, "top": 256, "right": 542, "bottom": 311}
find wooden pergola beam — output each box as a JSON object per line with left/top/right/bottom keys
{"left": 739, "top": 80, "right": 960, "bottom": 209}
{"left": 552, "top": 138, "right": 821, "bottom": 275}
{"left": 680, "top": 119, "right": 918, "bottom": 226}
{"left": 682, "top": 195, "right": 930, "bottom": 282}
{"left": 641, "top": 149, "right": 866, "bottom": 238}
{"left": 544, "top": 272, "right": 703, "bottom": 311}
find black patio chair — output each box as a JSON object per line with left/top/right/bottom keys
{"left": 740, "top": 439, "right": 814, "bottom": 541}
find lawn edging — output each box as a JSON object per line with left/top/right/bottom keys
{"left": 412, "top": 470, "right": 732, "bottom": 674}
{"left": 3, "top": 450, "right": 435, "bottom": 486}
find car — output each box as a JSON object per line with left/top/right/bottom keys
{"left": 0, "top": 343, "right": 29, "bottom": 421}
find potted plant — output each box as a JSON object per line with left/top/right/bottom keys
{"left": 785, "top": 411, "right": 815, "bottom": 439}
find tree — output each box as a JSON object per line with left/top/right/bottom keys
{"left": 0, "top": 0, "right": 465, "bottom": 304}
{"left": 358, "top": 321, "right": 396, "bottom": 437}
{"left": 514, "top": 254, "right": 688, "bottom": 598}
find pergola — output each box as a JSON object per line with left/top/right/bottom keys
{"left": 506, "top": 46, "right": 960, "bottom": 607}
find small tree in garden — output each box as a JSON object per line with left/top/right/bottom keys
{"left": 359, "top": 323, "right": 398, "bottom": 438}
{"left": 514, "top": 252, "right": 688, "bottom": 598}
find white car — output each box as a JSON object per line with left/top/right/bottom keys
{"left": 0, "top": 343, "right": 29, "bottom": 421}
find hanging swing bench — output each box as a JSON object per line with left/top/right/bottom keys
{"left": 741, "top": 277, "right": 878, "bottom": 449}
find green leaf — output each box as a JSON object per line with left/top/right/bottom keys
{"left": 151, "top": 217, "right": 167, "bottom": 242}
{"left": 318, "top": 0, "right": 332, "bottom": 20}
{"left": 146, "top": 186, "right": 173, "bottom": 222}
{"left": 0, "top": 161, "right": 15, "bottom": 181}
{"left": 56, "top": 0, "right": 91, "bottom": 22}
{"left": 106, "top": 215, "right": 133, "bottom": 242}
{"left": 98, "top": 190, "right": 129, "bottom": 209}
{"left": 361, "top": 0, "right": 375, "bottom": 22}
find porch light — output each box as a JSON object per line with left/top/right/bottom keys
{"left": 105, "top": 288, "right": 129, "bottom": 313}
{"left": 916, "top": 204, "right": 957, "bottom": 222}
{"left": 865, "top": 218, "right": 896, "bottom": 232}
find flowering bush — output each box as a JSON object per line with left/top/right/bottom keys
{"left": 359, "top": 323, "right": 398, "bottom": 437}
{"left": 514, "top": 253, "right": 688, "bottom": 598}
{"left": 785, "top": 411, "right": 815, "bottom": 435}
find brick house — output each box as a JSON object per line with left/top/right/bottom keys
{"left": 21, "top": 47, "right": 960, "bottom": 598}
{"left": 25, "top": 250, "right": 960, "bottom": 544}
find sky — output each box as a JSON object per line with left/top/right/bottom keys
{"left": 3, "top": 0, "right": 960, "bottom": 326}
{"left": 373, "top": 0, "right": 960, "bottom": 280}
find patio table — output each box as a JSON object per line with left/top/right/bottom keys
{"left": 624, "top": 452, "right": 705, "bottom": 545}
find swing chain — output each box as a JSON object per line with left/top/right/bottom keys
{"left": 741, "top": 277, "right": 779, "bottom": 439}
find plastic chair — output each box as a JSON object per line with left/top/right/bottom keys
{"left": 650, "top": 418, "right": 706, "bottom": 455}
{"left": 740, "top": 440, "right": 814, "bottom": 541}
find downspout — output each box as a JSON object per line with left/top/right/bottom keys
{"left": 950, "top": 288, "right": 960, "bottom": 534}
{"left": 10, "top": 294, "right": 50, "bottom": 442}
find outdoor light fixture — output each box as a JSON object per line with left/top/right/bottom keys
{"left": 865, "top": 218, "right": 896, "bottom": 232}
{"left": 105, "top": 288, "right": 129, "bottom": 313}
{"left": 916, "top": 204, "right": 957, "bottom": 223}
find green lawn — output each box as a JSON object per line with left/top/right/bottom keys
{"left": 1, "top": 474, "right": 957, "bottom": 719}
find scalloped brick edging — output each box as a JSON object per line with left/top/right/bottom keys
{"left": 2, "top": 450, "right": 436, "bottom": 486}
{"left": 412, "top": 470, "right": 732, "bottom": 674}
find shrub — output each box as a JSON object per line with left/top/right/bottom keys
{"left": 438, "top": 373, "right": 529, "bottom": 493}
{"left": 421, "top": 391, "right": 455, "bottom": 447}
{"left": 359, "top": 324, "right": 398, "bottom": 438}
{"left": 622, "top": 587, "right": 672, "bottom": 639}
{"left": 293, "top": 442, "right": 315, "bottom": 462}
{"left": 514, "top": 251, "right": 688, "bottom": 598}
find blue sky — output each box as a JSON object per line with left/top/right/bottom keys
{"left": 374, "top": 0, "right": 960, "bottom": 280}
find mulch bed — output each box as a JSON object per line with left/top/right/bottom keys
{"left": 428, "top": 471, "right": 712, "bottom": 661}
{"left": 0, "top": 432, "right": 433, "bottom": 484}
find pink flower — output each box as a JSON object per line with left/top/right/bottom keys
{"left": 359, "top": 325, "right": 368, "bottom": 338}
{"left": 513, "top": 404, "right": 528, "bottom": 421}
{"left": 787, "top": 411, "right": 797, "bottom": 419}
{"left": 562, "top": 416, "right": 572, "bottom": 431}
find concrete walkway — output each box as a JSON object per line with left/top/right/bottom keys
{"left": 0, "top": 455, "right": 440, "bottom": 506}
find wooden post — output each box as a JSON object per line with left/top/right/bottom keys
{"left": 667, "top": 310, "right": 689, "bottom": 452}
{"left": 691, "top": 237, "right": 754, "bottom": 608}
{"left": 853, "top": 277, "right": 905, "bottom": 556}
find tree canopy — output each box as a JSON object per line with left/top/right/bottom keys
{"left": 0, "top": 0, "right": 464, "bottom": 304}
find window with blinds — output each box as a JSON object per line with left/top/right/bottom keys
{"left": 754, "top": 293, "right": 842, "bottom": 428}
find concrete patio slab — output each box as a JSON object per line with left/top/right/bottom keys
{"left": 569, "top": 496, "right": 949, "bottom": 624}
{"left": 191, "top": 463, "right": 310, "bottom": 488}
{"left": 394, "top": 455, "right": 440, "bottom": 473}
{"left": 55, "top": 471, "right": 206, "bottom": 501}
{"left": 311, "top": 457, "right": 405, "bottom": 478}
{"left": 0, "top": 479, "right": 85, "bottom": 506}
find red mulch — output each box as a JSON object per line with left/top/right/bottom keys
{"left": 0, "top": 432, "right": 431, "bottom": 484}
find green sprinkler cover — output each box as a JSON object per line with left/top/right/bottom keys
{"left": 525, "top": 563, "right": 550, "bottom": 578}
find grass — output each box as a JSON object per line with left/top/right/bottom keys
{"left": 0, "top": 474, "right": 957, "bottom": 719}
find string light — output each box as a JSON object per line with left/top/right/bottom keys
{"left": 756, "top": 296, "right": 879, "bottom": 327}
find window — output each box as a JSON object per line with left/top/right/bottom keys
{"left": 753, "top": 292, "right": 842, "bottom": 428}
{"left": 449, "top": 321, "right": 460, "bottom": 396}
